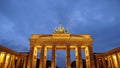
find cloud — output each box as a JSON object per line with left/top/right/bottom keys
{"left": 0, "top": 0, "right": 120, "bottom": 67}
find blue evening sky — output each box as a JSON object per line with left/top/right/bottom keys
{"left": 0, "top": 0, "right": 120, "bottom": 68}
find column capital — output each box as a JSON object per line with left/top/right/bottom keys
{"left": 78, "top": 42, "right": 82, "bottom": 45}
{"left": 76, "top": 43, "right": 82, "bottom": 47}
{"left": 52, "top": 43, "right": 56, "bottom": 46}
{"left": 30, "top": 44, "right": 35, "bottom": 48}
{"left": 66, "top": 43, "right": 71, "bottom": 47}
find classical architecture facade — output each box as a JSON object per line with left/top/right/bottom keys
{"left": 95, "top": 47, "right": 120, "bottom": 68}
{"left": 0, "top": 24, "right": 120, "bottom": 68}
{"left": 27, "top": 24, "right": 95, "bottom": 68}
{"left": 0, "top": 45, "right": 28, "bottom": 68}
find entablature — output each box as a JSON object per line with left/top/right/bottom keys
{"left": 30, "top": 34, "right": 93, "bottom": 47}
{"left": 31, "top": 34, "right": 92, "bottom": 39}
{"left": 29, "top": 39, "right": 92, "bottom": 47}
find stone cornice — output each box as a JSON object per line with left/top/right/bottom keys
{"left": 95, "top": 46, "right": 120, "bottom": 57}
{"left": 0, "top": 45, "right": 29, "bottom": 57}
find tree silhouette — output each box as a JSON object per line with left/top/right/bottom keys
{"left": 71, "top": 59, "right": 86, "bottom": 68}
{"left": 36, "top": 59, "right": 59, "bottom": 68}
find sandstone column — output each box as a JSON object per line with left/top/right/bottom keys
{"left": 86, "top": 46, "right": 95, "bottom": 68}
{"left": 111, "top": 56, "right": 115, "bottom": 68}
{"left": 23, "top": 57, "right": 27, "bottom": 68}
{"left": 11, "top": 56, "right": 15, "bottom": 68}
{"left": 116, "top": 54, "right": 120, "bottom": 67}
{"left": 2, "top": 52, "right": 7, "bottom": 68}
{"left": 16, "top": 57, "right": 21, "bottom": 68}
{"left": 7, "top": 54, "right": 12, "bottom": 68}
{"left": 51, "top": 45, "right": 56, "bottom": 68}
{"left": 101, "top": 57, "right": 107, "bottom": 68}
{"left": 76, "top": 46, "right": 83, "bottom": 68}
{"left": 66, "top": 44, "right": 71, "bottom": 68}
{"left": 96, "top": 58, "right": 100, "bottom": 68}
{"left": 44, "top": 47, "right": 47, "bottom": 68}
{"left": 107, "top": 56, "right": 112, "bottom": 68}
{"left": 39, "top": 46, "right": 46, "bottom": 68}
{"left": 9, "top": 55, "right": 14, "bottom": 68}
{"left": 27, "top": 46, "right": 37, "bottom": 68}
{"left": 0, "top": 51, "right": 1, "bottom": 68}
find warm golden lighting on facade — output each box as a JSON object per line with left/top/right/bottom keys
{"left": 95, "top": 47, "right": 120, "bottom": 68}
{"left": 27, "top": 24, "right": 95, "bottom": 68}
{"left": 0, "top": 52, "right": 5, "bottom": 57}
{"left": 0, "top": 45, "right": 28, "bottom": 68}
{"left": 118, "top": 53, "right": 120, "bottom": 64}
{"left": 0, "top": 24, "right": 119, "bottom": 68}
{"left": 112, "top": 54, "right": 118, "bottom": 68}
{"left": 0, "top": 52, "right": 5, "bottom": 65}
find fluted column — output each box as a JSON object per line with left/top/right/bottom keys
{"left": 9, "top": 55, "right": 13, "bottom": 68}
{"left": 76, "top": 46, "right": 83, "bottom": 68}
{"left": 0, "top": 51, "right": 1, "bottom": 68}
{"left": 9, "top": 55, "right": 14, "bottom": 68}
{"left": 107, "top": 56, "right": 112, "bottom": 68}
{"left": 111, "top": 56, "right": 115, "bottom": 68}
{"left": 101, "top": 57, "right": 107, "bottom": 68}
{"left": 20, "top": 58, "right": 24, "bottom": 68}
{"left": 39, "top": 46, "right": 46, "bottom": 68}
{"left": 44, "top": 47, "right": 47, "bottom": 68}
{"left": 16, "top": 57, "right": 21, "bottom": 68}
{"left": 7, "top": 54, "right": 12, "bottom": 68}
{"left": 27, "top": 47, "right": 33, "bottom": 68}
{"left": 96, "top": 58, "right": 100, "bottom": 68}
{"left": 11, "top": 56, "right": 15, "bottom": 68}
{"left": 27, "top": 46, "right": 37, "bottom": 68}
{"left": 108, "top": 56, "right": 114, "bottom": 68}
{"left": 23, "top": 57, "right": 27, "bottom": 68}
{"left": 2, "top": 52, "right": 7, "bottom": 68}
{"left": 66, "top": 44, "right": 71, "bottom": 68}
{"left": 51, "top": 45, "right": 56, "bottom": 68}
{"left": 86, "top": 46, "right": 95, "bottom": 68}
{"left": 0, "top": 52, "right": 4, "bottom": 68}
{"left": 116, "top": 54, "right": 120, "bottom": 67}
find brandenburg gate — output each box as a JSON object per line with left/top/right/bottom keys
{"left": 27, "top": 24, "right": 95, "bottom": 68}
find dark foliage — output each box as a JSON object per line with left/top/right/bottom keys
{"left": 71, "top": 59, "right": 86, "bottom": 68}
{"left": 36, "top": 59, "right": 59, "bottom": 68}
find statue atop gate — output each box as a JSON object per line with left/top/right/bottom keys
{"left": 54, "top": 22, "right": 69, "bottom": 33}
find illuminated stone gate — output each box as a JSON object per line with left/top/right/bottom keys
{"left": 27, "top": 24, "right": 95, "bottom": 68}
